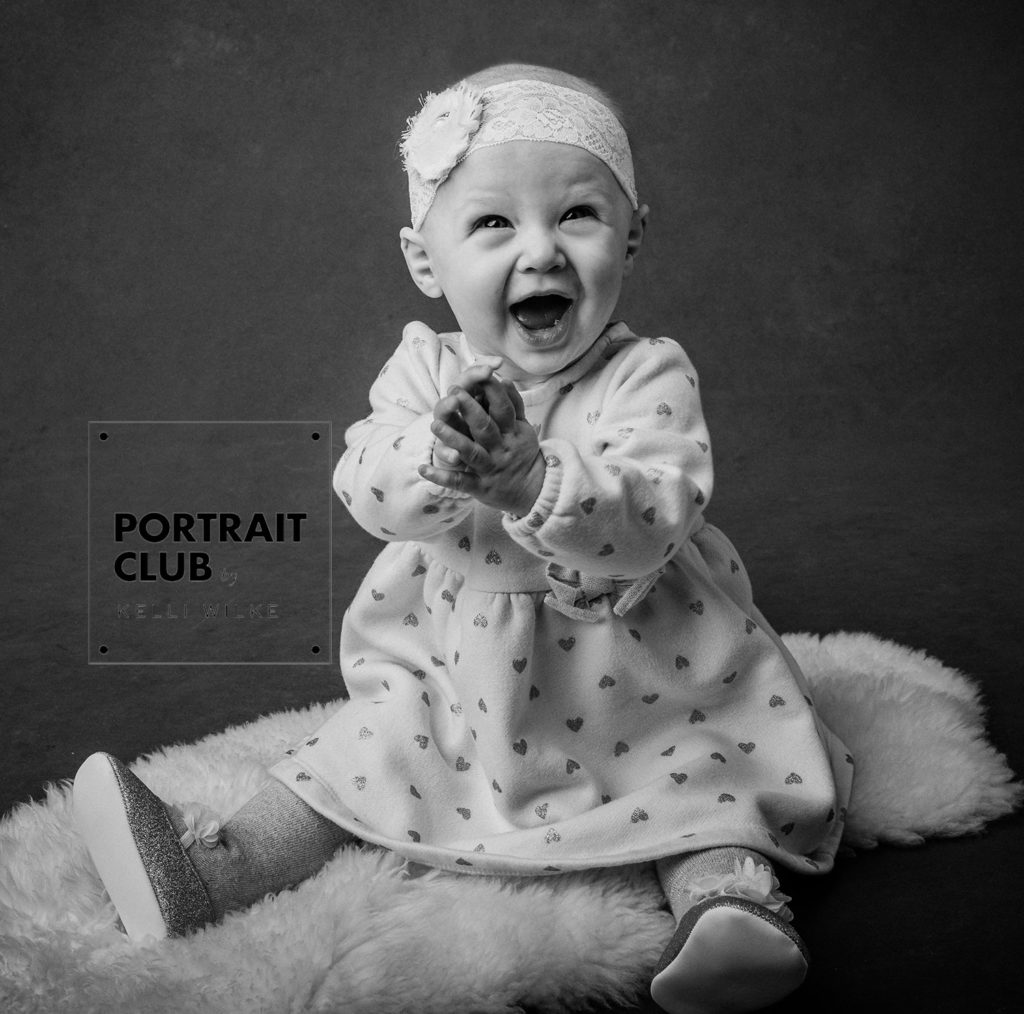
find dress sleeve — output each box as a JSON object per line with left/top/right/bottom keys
{"left": 502, "top": 337, "right": 713, "bottom": 578}
{"left": 334, "top": 321, "right": 473, "bottom": 542}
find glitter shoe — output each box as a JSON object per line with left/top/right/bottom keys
{"left": 74, "top": 752, "right": 216, "bottom": 941}
{"left": 650, "top": 896, "right": 809, "bottom": 1014}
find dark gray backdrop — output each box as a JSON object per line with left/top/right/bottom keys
{"left": 2, "top": 2, "right": 1021, "bottom": 1011}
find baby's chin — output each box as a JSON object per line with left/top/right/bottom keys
{"left": 463, "top": 319, "right": 605, "bottom": 389}
{"left": 491, "top": 345, "right": 597, "bottom": 390}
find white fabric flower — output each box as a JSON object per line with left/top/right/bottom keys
{"left": 688, "top": 857, "right": 794, "bottom": 921}
{"left": 175, "top": 801, "right": 222, "bottom": 849}
{"left": 401, "top": 84, "right": 484, "bottom": 182}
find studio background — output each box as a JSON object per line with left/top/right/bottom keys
{"left": 2, "top": 1, "right": 1021, "bottom": 1011}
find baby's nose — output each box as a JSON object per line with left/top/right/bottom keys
{"left": 516, "top": 226, "right": 566, "bottom": 273}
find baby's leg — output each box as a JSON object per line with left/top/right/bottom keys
{"left": 183, "top": 778, "right": 354, "bottom": 921}
{"left": 74, "top": 753, "right": 354, "bottom": 941}
{"left": 650, "top": 848, "right": 808, "bottom": 1014}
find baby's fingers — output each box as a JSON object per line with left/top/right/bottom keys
{"left": 418, "top": 463, "right": 470, "bottom": 492}
{"left": 503, "top": 379, "right": 528, "bottom": 421}
{"left": 430, "top": 414, "right": 491, "bottom": 470}
{"left": 477, "top": 376, "right": 528, "bottom": 432}
{"left": 451, "top": 361, "right": 500, "bottom": 397}
{"left": 445, "top": 387, "right": 502, "bottom": 449}
{"left": 432, "top": 443, "right": 463, "bottom": 468}
{"left": 433, "top": 391, "right": 471, "bottom": 434}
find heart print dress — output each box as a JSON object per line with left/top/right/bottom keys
{"left": 271, "top": 320, "right": 853, "bottom": 877}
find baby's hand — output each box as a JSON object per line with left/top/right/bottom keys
{"left": 449, "top": 357, "right": 505, "bottom": 409}
{"left": 421, "top": 366, "right": 545, "bottom": 516}
{"left": 429, "top": 360, "right": 502, "bottom": 470}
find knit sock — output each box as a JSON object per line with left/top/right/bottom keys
{"left": 171, "top": 780, "right": 356, "bottom": 920}
{"left": 655, "top": 847, "right": 774, "bottom": 921}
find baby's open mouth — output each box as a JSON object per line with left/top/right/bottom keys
{"left": 510, "top": 294, "right": 574, "bottom": 331}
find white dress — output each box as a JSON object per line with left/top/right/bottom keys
{"left": 271, "top": 321, "right": 853, "bottom": 876}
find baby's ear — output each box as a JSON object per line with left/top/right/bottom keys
{"left": 623, "top": 203, "right": 649, "bottom": 278}
{"left": 400, "top": 227, "right": 444, "bottom": 298}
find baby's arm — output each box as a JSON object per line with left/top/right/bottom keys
{"left": 335, "top": 324, "right": 475, "bottom": 541}
{"left": 503, "top": 338, "right": 713, "bottom": 578}
{"left": 419, "top": 365, "right": 546, "bottom": 516}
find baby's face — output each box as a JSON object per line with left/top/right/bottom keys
{"left": 410, "top": 141, "right": 643, "bottom": 387}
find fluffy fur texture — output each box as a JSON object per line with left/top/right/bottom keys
{"left": 1, "top": 632, "right": 1019, "bottom": 1013}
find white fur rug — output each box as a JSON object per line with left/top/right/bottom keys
{"left": 1, "top": 632, "right": 1020, "bottom": 1014}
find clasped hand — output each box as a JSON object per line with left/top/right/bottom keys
{"left": 418, "top": 359, "right": 545, "bottom": 517}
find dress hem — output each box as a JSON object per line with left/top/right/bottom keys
{"left": 269, "top": 756, "right": 841, "bottom": 879}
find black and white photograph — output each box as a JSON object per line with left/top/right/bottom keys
{"left": 2, "top": 2, "right": 1021, "bottom": 1011}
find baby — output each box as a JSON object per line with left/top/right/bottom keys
{"left": 75, "top": 63, "right": 853, "bottom": 1014}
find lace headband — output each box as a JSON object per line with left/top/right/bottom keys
{"left": 400, "top": 78, "right": 638, "bottom": 230}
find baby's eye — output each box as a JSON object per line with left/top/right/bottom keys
{"left": 561, "top": 206, "right": 596, "bottom": 222}
{"left": 474, "top": 214, "right": 510, "bottom": 230}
